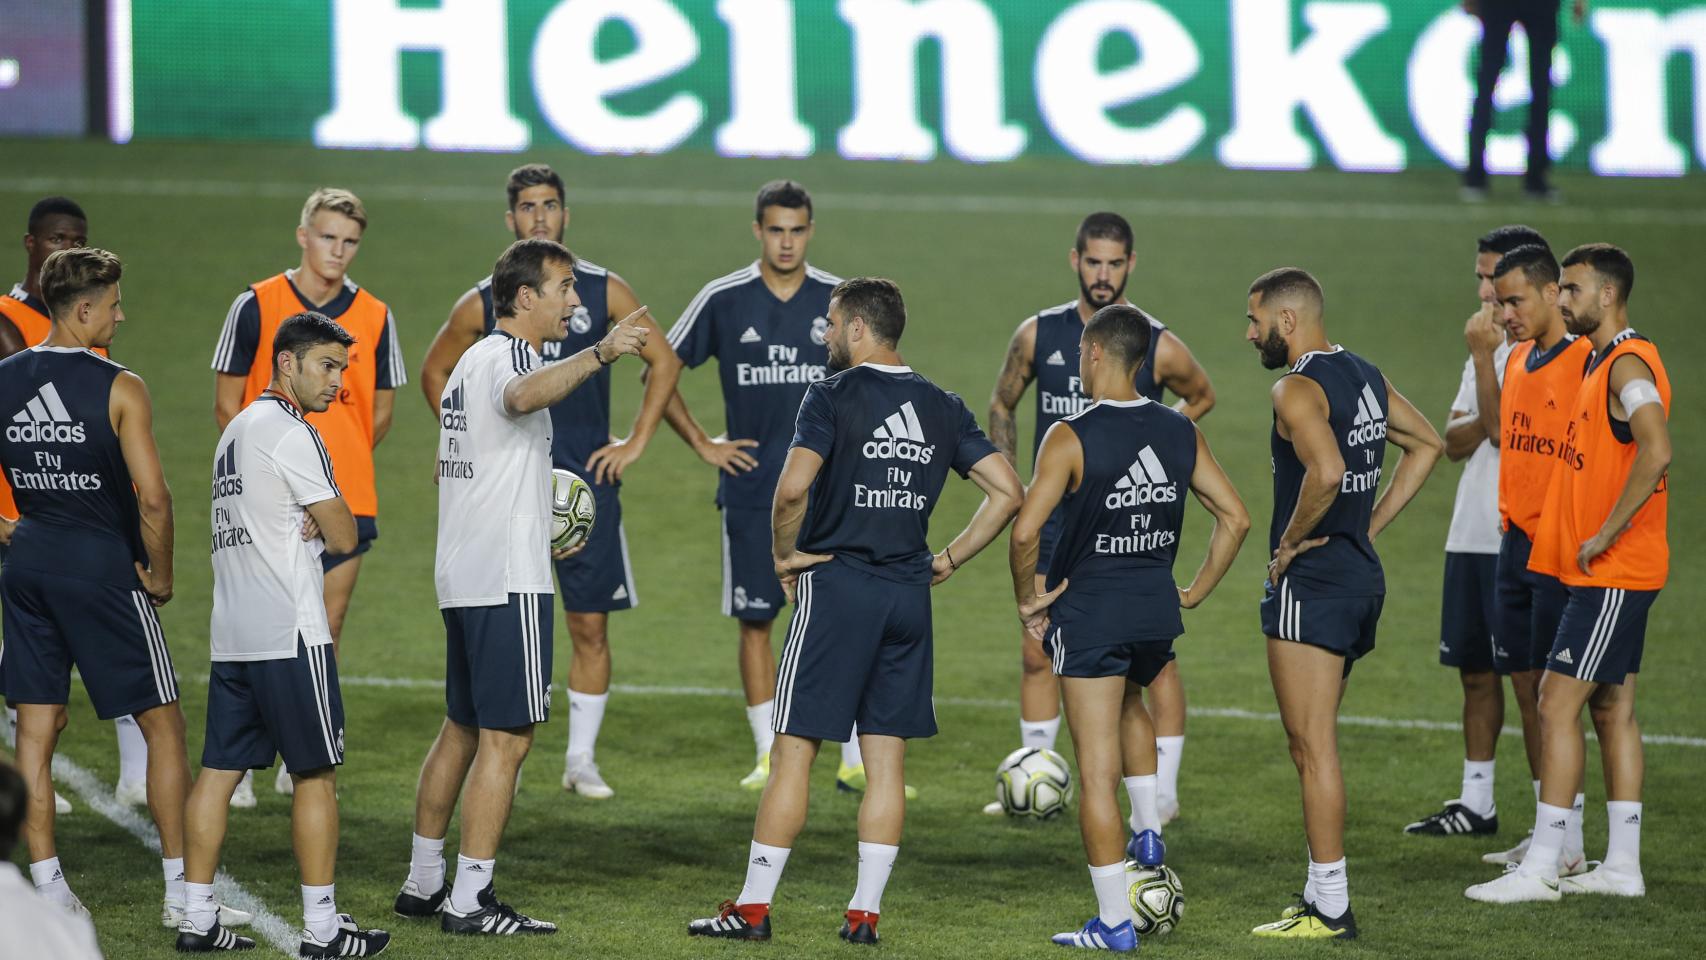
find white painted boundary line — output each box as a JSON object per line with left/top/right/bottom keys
{"left": 50, "top": 754, "right": 299, "bottom": 957}
{"left": 333, "top": 673, "right": 1706, "bottom": 749}
{"left": 2, "top": 175, "right": 1704, "bottom": 227}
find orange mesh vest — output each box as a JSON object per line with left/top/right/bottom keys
{"left": 1529, "top": 333, "right": 1670, "bottom": 590}
{"left": 240, "top": 274, "right": 390, "bottom": 516}
{"left": 1497, "top": 336, "right": 1590, "bottom": 538}
{"left": 0, "top": 294, "right": 106, "bottom": 519}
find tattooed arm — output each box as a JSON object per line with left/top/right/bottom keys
{"left": 988, "top": 317, "right": 1036, "bottom": 467}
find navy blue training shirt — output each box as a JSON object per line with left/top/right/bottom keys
{"left": 791, "top": 364, "right": 999, "bottom": 584}
{"left": 1031, "top": 300, "right": 1167, "bottom": 467}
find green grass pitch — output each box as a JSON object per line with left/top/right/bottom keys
{"left": 3, "top": 141, "right": 1703, "bottom": 959}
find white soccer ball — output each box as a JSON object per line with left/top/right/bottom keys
{"left": 994, "top": 746, "right": 1073, "bottom": 819}
{"left": 551, "top": 468, "right": 595, "bottom": 551}
{"left": 1126, "top": 864, "right": 1184, "bottom": 937}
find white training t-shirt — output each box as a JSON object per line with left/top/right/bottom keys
{"left": 209, "top": 395, "right": 341, "bottom": 662}
{"left": 435, "top": 331, "right": 555, "bottom": 608}
{"left": 1444, "top": 340, "right": 1512, "bottom": 555}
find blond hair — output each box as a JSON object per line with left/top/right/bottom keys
{"left": 41, "top": 247, "right": 123, "bottom": 319}
{"left": 299, "top": 188, "right": 367, "bottom": 231}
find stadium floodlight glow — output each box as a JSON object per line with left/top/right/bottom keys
{"left": 1590, "top": 8, "right": 1706, "bottom": 177}
{"left": 313, "top": 0, "right": 528, "bottom": 151}
{"left": 532, "top": 0, "right": 705, "bottom": 155}
{"left": 835, "top": 0, "right": 1027, "bottom": 163}
{"left": 715, "top": 0, "right": 814, "bottom": 158}
{"left": 1409, "top": 9, "right": 1575, "bottom": 173}
{"left": 1217, "top": 0, "right": 1406, "bottom": 173}
{"left": 1035, "top": 0, "right": 1207, "bottom": 165}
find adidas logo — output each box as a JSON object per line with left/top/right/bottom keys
{"left": 1625, "top": 814, "right": 1641, "bottom": 824}
{"left": 862, "top": 401, "right": 934, "bottom": 463}
{"left": 1548, "top": 818, "right": 1567, "bottom": 830}
{"left": 212, "top": 440, "right": 243, "bottom": 497}
{"left": 466, "top": 863, "right": 486, "bottom": 873}
{"left": 1554, "top": 648, "right": 1575, "bottom": 665}
{"left": 1546, "top": 398, "right": 1558, "bottom": 410}
{"left": 1469, "top": 772, "right": 1485, "bottom": 779}
{"left": 7, "top": 382, "right": 85, "bottom": 443}
{"left": 1106, "top": 446, "right": 1178, "bottom": 508}
{"left": 740, "top": 326, "right": 762, "bottom": 344}
{"left": 1044, "top": 349, "right": 1065, "bottom": 366}
{"left": 611, "top": 584, "right": 628, "bottom": 601}
{"left": 440, "top": 383, "right": 468, "bottom": 431}
{"left": 1347, "top": 382, "right": 1387, "bottom": 445}
{"left": 752, "top": 856, "right": 771, "bottom": 866}
{"left": 316, "top": 895, "right": 333, "bottom": 905}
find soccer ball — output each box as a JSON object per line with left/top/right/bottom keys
{"left": 994, "top": 747, "right": 1073, "bottom": 819}
{"left": 1126, "top": 864, "right": 1184, "bottom": 936}
{"left": 551, "top": 468, "right": 596, "bottom": 551}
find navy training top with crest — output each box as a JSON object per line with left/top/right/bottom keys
{"left": 666, "top": 262, "right": 839, "bottom": 509}
{"left": 791, "top": 364, "right": 999, "bottom": 585}
{"left": 1270, "top": 346, "right": 1387, "bottom": 599}
{"left": 1031, "top": 300, "right": 1167, "bottom": 468}
{"left": 1045, "top": 398, "right": 1196, "bottom": 646}
{"left": 0, "top": 346, "right": 146, "bottom": 583}
{"left": 478, "top": 261, "right": 614, "bottom": 489}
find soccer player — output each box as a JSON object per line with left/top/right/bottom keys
{"left": 986, "top": 212, "right": 1214, "bottom": 818}
{"left": 394, "top": 238, "right": 648, "bottom": 935}
{"left": 661, "top": 180, "right": 872, "bottom": 791}
{"left": 1244, "top": 268, "right": 1442, "bottom": 939}
{"left": 210, "top": 188, "right": 406, "bottom": 803}
{"left": 1404, "top": 225, "right": 1550, "bottom": 837}
{"left": 1010, "top": 305, "right": 1249, "bottom": 950}
{"left": 0, "top": 247, "right": 196, "bottom": 922}
{"left": 418, "top": 164, "right": 681, "bottom": 799}
{"left": 176, "top": 312, "right": 388, "bottom": 956}
{"left": 1471, "top": 244, "right": 1595, "bottom": 872}
{"left": 1467, "top": 243, "right": 1667, "bottom": 903}
{"left": 688, "top": 278, "right": 1022, "bottom": 946}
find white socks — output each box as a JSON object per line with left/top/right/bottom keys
{"left": 1520, "top": 801, "right": 1572, "bottom": 879}
{"left": 31, "top": 857, "right": 74, "bottom": 907}
{"left": 747, "top": 701, "right": 776, "bottom": 759}
{"left": 409, "top": 833, "right": 446, "bottom": 894}
{"left": 1304, "top": 858, "right": 1349, "bottom": 920}
{"left": 449, "top": 855, "right": 495, "bottom": 914}
{"left": 163, "top": 857, "right": 186, "bottom": 912}
{"left": 1123, "top": 774, "right": 1161, "bottom": 836}
{"left": 849, "top": 842, "right": 898, "bottom": 914}
{"left": 841, "top": 730, "right": 863, "bottom": 770}
{"left": 738, "top": 842, "right": 790, "bottom": 906}
{"left": 185, "top": 881, "right": 218, "bottom": 932}
{"left": 1567, "top": 793, "right": 1585, "bottom": 854}
{"left": 1605, "top": 800, "right": 1642, "bottom": 871}
{"left": 302, "top": 883, "right": 337, "bottom": 941}
{"left": 1089, "top": 861, "right": 1130, "bottom": 928}
{"left": 1021, "top": 716, "right": 1061, "bottom": 751}
{"left": 1155, "top": 736, "right": 1184, "bottom": 812}
{"left": 1461, "top": 759, "right": 1496, "bottom": 817}
{"left": 116, "top": 715, "right": 149, "bottom": 786}
{"left": 566, "top": 690, "right": 608, "bottom": 762}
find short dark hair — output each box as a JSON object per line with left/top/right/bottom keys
{"left": 1493, "top": 244, "right": 1560, "bottom": 290}
{"left": 1249, "top": 267, "right": 1324, "bottom": 313}
{"left": 1084, "top": 304, "right": 1154, "bottom": 372}
{"left": 1561, "top": 243, "right": 1635, "bottom": 304}
{"left": 1075, "top": 212, "right": 1133, "bottom": 255}
{"left": 272, "top": 311, "right": 355, "bottom": 364}
{"left": 1477, "top": 225, "right": 1548, "bottom": 257}
{"left": 0, "top": 762, "right": 25, "bottom": 861}
{"left": 40, "top": 247, "right": 122, "bottom": 319}
{"left": 831, "top": 277, "right": 906, "bottom": 347}
{"left": 507, "top": 163, "right": 565, "bottom": 209}
{"left": 755, "top": 179, "right": 812, "bottom": 223}
{"left": 28, "top": 197, "right": 86, "bottom": 237}
{"left": 492, "top": 238, "right": 576, "bottom": 318}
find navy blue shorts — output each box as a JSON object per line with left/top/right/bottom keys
{"left": 1545, "top": 586, "right": 1658, "bottom": 684}
{"left": 1, "top": 565, "right": 179, "bottom": 719}
{"left": 202, "top": 636, "right": 344, "bottom": 774}
{"left": 772, "top": 561, "right": 936, "bottom": 742}
{"left": 1262, "top": 578, "right": 1382, "bottom": 676}
{"left": 1494, "top": 527, "right": 1568, "bottom": 675}
{"left": 321, "top": 515, "right": 378, "bottom": 573}
{"left": 722, "top": 505, "right": 784, "bottom": 621}
{"left": 554, "top": 487, "right": 636, "bottom": 613}
{"left": 1044, "top": 627, "right": 1175, "bottom": 686}
{"left": 443, "top": 592, "right": 554, "bottom": 730}
{"left": 1036, "top": 508, "right": 1065, "bottom": 573}
{"left": 1440, "top": 552, "right": 1498, "bottom": 671}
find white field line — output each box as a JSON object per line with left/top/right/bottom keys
{"left": 331, "top": 673, "right": 1706, "bottom": 749}
{"left": 2, "top": 174, "right": 1704, "bottom": 227}
{"left": 50, "top": 754, "right": 300, "bottom": 957}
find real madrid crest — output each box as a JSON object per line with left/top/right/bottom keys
{"left": 569, "top": 306, "right": 593, "bottom": 335}
{"left": 810, "top": 316, "right": 828, "bottom": 346}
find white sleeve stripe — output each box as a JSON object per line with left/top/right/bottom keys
{"left": 308, "top": 427, "right": 339, "bottom": 494}
{"left": 805, "top": 264, "right": 843, "bottom": 285}
{"left": 211, "top": 290, "right": 256, "bottom": 371}
{"left": 666, "top": 267, "right": 758, "bottom": 349}
{"left": 383, "top": 308, "right": 408, "bottom": 387}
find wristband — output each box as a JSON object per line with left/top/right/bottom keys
{"left": 944, "top": 545, "right": 958, "bottom": 570}
{"left": 594, "top": 341, "right": 615, "bottom": 366}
